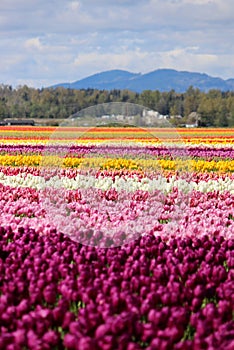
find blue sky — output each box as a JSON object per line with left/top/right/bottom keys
{"left": 1, "top": 0, "right": 234, "bottom": 88}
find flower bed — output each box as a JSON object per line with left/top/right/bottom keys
{"left": 0, "top": 127, "right": 233, "bottom": 350}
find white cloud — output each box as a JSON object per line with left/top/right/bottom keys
{"left": 157, "top": 48, "right": 219, "bottom": 73}
{"left": 25, "top": 37, "right": 43, "bottom": 51}
{"left": 68, "top": 1, "right": 80, "bottom": 11}
{"left": 0, "top": 0, "right": 234, "bottom": 87}
{"left": 73, "top": 50, "right": 147, "bottom": 72}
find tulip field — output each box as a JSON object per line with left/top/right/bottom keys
{"left": 0, "top": 125, "right": 233, "bottom": 350}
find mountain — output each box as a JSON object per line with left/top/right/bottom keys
{"left": 51, "top": 68, "right": 234, "bottom": 93}
{"left": 52, "top": 69, "right": 141, "bottom": 90}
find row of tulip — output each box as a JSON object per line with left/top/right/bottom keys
{"left": 2, "top": 144, "right": 234, "bottom": 160}
{"left": 0, "top": 226, "right": 233, "bottom": 349}
{"left": 0, "top": 178, "right": 234, "bottom": 242}
{"left": 1, "top": 126, "right": 234, "bottom": 146}
{"left": 1, "top": 154, "right": 234, "bottom": 172}
{"left": 2, "top": 138, "right": 234, "bottom": 149}
{"left": 1, "top": 164, "right": 234, "bottom": 180}
{"left": 1, "top": 170, "right": 234, "bottom": 194}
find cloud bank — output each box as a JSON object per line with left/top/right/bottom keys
{"left": 0, "top": 0, "right": 234, "bottom": 87}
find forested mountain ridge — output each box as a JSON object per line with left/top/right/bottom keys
{"left": 51, "top": 69, "right": 234, "bottom": 93}
{"left": 1, "top": 84, "right": 234, "bottom": 127}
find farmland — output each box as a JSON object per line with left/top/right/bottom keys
{"left": 0, "top": 126, "right": 233, "bottom": 350}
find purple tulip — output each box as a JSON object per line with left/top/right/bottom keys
{"left": 97, "top": 335, "right": 116, "bottom": 350}
{"left": 42, "top": 330, "right": 59, "bottom": 347}
{"left": 95, "top": 324, "right": 110, "bottom": 338}
{"left": 13, "top": 329, "right": 26, "bottom": 345}
{"left": 77, "top": 337, "right": 97, "bottom": 350}
{"left": 62, "top": 311, "right": 76, "bottom": 329}
{"left": 126, "top": 342, "right": 142, "bottom": 350}
{"left": 63, "top": 334, "right": 78, "bottom": 349}
{"left": 27, "top": 330, "right": 41, "bottom": 350}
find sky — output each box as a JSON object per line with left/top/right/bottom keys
{"left": 1, "top": 0, "right": 234, "bottom": 88}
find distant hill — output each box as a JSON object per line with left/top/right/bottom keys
{"left": 51, "top": 68, "right": 234, "bottom": 93}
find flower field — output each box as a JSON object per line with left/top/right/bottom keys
{"left": 0, "top": 126, "right": 233, "bottom": 350}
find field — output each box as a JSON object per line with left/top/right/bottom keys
{"left": 0, "top": 126, "right": 233, "bottom": 350}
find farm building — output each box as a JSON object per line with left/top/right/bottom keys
{"left": 3, "top": 119, "right": 35, "bottom": 126}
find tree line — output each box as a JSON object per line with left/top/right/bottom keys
{"left": 1, "top": 84, "right": 234, "bottom": 127}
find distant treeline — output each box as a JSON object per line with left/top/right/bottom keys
{"left": 1, "top": 84, "right": 234, "bottom": 127}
